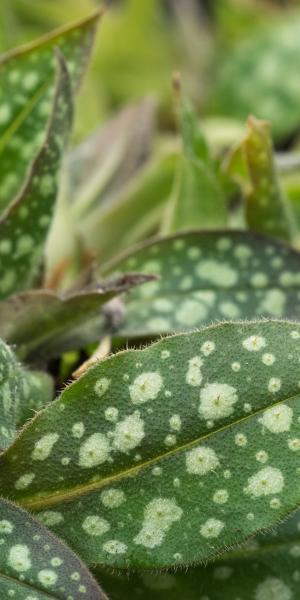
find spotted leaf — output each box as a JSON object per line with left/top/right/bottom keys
{"left": 0, "top": 9, "right": 101, "bottom": 212}
{"left": 162, "top": 95, "right": 227, "bottom": 234}
{"left": 102, "top": 230, "right": 300, "bottom": 337}
{"left": 97, "top": 509, "right": 300, "bottom": 600}
{"left": 0, "top": 339, "right": 53, "bottom": 449}
{"left": 243, "top": 116, "right": 295, "bottom": 241}
{"left": 0, "top": 274, "right": 155, "bottom": 360}
{"left": 0, "top": 52, "right": 72, "bottom": 300}
{"left": 1, "top": 321, "right": 300, "bottom": 570}
{"left": 0, "top": 498, "right": 107, "bottom": 599}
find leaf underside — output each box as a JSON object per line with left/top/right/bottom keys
{"left": 0, "top": 10, "right": 100, "bottom": 212}
{"left": 0, "top": 497, "right": 106, "bottom": 599}
{"left": 0, "top": 274, "right": 155, "bottom": 360}
{"left": 0, "top": 321, "right": 300, "bottom": 571}
{"left": 103, "top": 230, "right": 300, "bottom": 337}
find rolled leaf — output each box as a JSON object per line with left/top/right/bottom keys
{"left": 0, "top": 274, "right": 155, "bottom": 360}
{"left": 103, "top": 230, "right": 300, "bottom": 337}
{"left": 0, "top": 51, "right": 72, "bottom": 299}
{"left": 1, "top": 321, "right": 300, "bottom": 570}
{"left": 0, "top": 9, "right": 101, "bottom": 211}
{"left": 0, "top": 497, "right": 106, "bottom": 599}
{"left": 97, "top": 509, "right": 300, "bottom": 599}
{"left": 244, "top": 116, "right": 295, "bottom": 241}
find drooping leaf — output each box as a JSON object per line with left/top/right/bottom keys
{"left": 0, "top": 9, "right": 101, "bottom": 211}
{"left": 0, "top": 338, "right": 53, "bottom": 449}
{"left": 96, "top": 509, "right": 300, "bottom": 600}
{"left": 0, "top": 274, "right": 155, "bottom": 360}
{"left": 162, "top": 94, "right": 228, "bottom": 234}
{"left": 0, "top": 52, "right": 72, "bottom": 300}
{"left": 1, "top": 321, "right": 300, "bottom": 570}
{"left": 243, "top": 116, "right": 295, "bottom": 241}
{"left": 102, "top": 230, "right": 300, "bottom": 338}
{"left": 0, "top": 497, "right": 107, "bottom": 599}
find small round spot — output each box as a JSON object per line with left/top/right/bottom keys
{"left": 200, "top": 518, "right": 224, "bottom": 539}
{"left": 82, "top": 515, "right": 110, "bottom": 536}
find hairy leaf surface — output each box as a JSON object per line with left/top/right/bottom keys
{"left": 1, "top": 322, "right": 300, "bottom": 570}
{"left": 0, "top": 274, "right": 155, "bottom": 360}
{"left": 0, "top": 10, "right": 100, "bottom": 211}
{"left": 96, "top": 509, "right": 300, "bottom": 599}
{"left": 0, "top": 498, "right": 106, "bottom": 599}
{"left": 103, "top": 230, "right": 300, "bottom": 337}
{"left": 0, "top": 53, "right": 72, "bottom": 299}
{"left": 0, "top": 340, "right": 52, "bottom": 449}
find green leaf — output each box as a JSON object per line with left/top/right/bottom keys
{"left": 96, "top": 510, "right": 300, "bottom": 600}
{"left": 102, "top": 230, "right": 300, "bottom": 338}
{"left": 0, "top": 52, "right": 72, "bottom": 299}
{"left": 243, "top": 116, "right": 295, "bottom": 241}
{"left": 162, "top": 95, "right": 228, "bottom": 234}
{"left": 0, "top": 339, "right": 52, "bottom": 449}
{"left": 0, "top": 497, "right": 106, "bottom": 599}
{"left": 0, "top": 9, "right": 101, "bottom": 211}
{"left": 1, "top": 321, "right": 300, "bottom": 570}
{"left": 0, "top": 274, "right": 156, "bottom": 360}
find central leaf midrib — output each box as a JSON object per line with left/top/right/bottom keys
{"left": 0, "top": 570, "right": 59, "bottom": 599}
{"left": 19, "top": 389, "right": 300, "bottom": 512}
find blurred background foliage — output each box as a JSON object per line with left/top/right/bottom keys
{"left": 3, "top": 0, "right": 300, "bottom": 282}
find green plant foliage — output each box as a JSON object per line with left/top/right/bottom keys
{"left": 0, "top": 274, "right": 155, "bottom": 360}
{"left": 0, "top": 321, "right": 300, "bottom": 570}
{"left": 162, "top": 92, "right": 227, "bottom": 233}
{"left": 243, "top": 116, "right": 295, "bottom": 241}
{"left": 0, "top": 9, "right": 100, "bottom": 211}
{"left": 0, "top": 497, "right": 106, "bottom": 599}
{"left": 96, "top": 509, "right": 300, "bottom": 599}
{"left": 0, "top": 53, "right": 72, "bottom": 300}
{"left": 0, "top": 338, "right": 52, "bottom": 449}
{"left": 215, "top": 16, "right": 300, "bottom": 141}
{"left": 103, "top": 230, "right": 300, "bottom": 337}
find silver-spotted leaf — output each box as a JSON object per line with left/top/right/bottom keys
{"left": 0, "top": 274, "right": 155, "bottom": 360}
{"left": 0, "top": 10, "right": 100, "bottom": 211}
{"left": 0, "top": 498, "right": 106, "bottom": 599}
{"left": 0, "top": 321, "right": 300, "bottom": 569}
{"left": 102, "top": 230, "right": 300, "bottom": 337}
{"left": 0, "top": 52, "right": 72, "bottom": 299}
{"left": 96, "top": 509, "right": 300, "bottom": 600}
{"left": 243, "top": 116, "right": 295, "bottom": 241}
{"left": 0, "top": 339, "right": 52, "bottom": 449}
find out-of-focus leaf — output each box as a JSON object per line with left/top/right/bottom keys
{"left": 0, "top": 338, "right": 52, "bottom": 449}
{"left": 0, "top": 497, "right": 107, "bottom": 599}
{"left": 0, "top": 9, "right": 101, "bottom": 211}
{"left": 215, "top": 16, "right": 300, "bottom": 141}
{"left": 103, "top": 230, "right": 300, "bottom": 337}
{"left": 0, "top": 274, "right": 155, "bottom": 360}
{"left": 80, "top": 148, "right": 177, "bottom": 264}
{"left": 162, "top": 95, "right": 227, "bottom": 233}
{"left": 96, "top": 509, "right": 300, "bottom": 600}
{"left": 243, "top": 116, "right": 295, "bottom": 241}
{"left": 0, "top": 52, "right": 72, "bottom": 300}
{"left": 1, "top": 322, "right": 300, "bottom": 569}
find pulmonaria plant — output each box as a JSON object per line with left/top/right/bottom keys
{"left": 1, "top": 9, "right": 300, "bottom": 600}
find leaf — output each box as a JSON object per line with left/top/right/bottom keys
{"left": 162, "top": 95, "right": 228, "bottom": 234}
{"left": 0, "top": 274, "right": 156, "bottom": 360}
{"left": 0, "top": 338, "right": 52, "bottom": 449}
{"left": 102, "top": 230, "right": 300, "bottom": 338}
{"left": 1, "top": 321, "right": 300, "bottom": 570}
{"left": 96, "top": 509, "right": 300, "bottom": 600}
{"left": 0, "top": 9, "right": 101, "bottom": 211}
{"left": 243, "top": 116, "right": 295, "bottom": 241}
{"left": 0, "top": 52, "right": 72, "bottom": 300}
{"left": 0, "top": 497, "right": 107, "bottom": 599}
